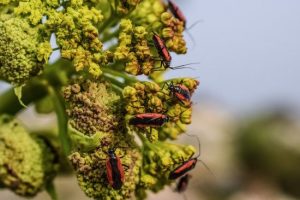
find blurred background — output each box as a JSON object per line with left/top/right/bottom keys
{"left": 1, "top": 0, "right": 300, "bottom": 199}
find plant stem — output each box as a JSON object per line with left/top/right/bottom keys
{"left": 103, "top": 67, "right": 138, "bottom": 83}
{"left": 0, "top": 59, "right": 73, "bottom": 115}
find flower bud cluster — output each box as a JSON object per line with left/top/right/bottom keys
{"left": 130, "top": 0, "right": 187, "bottom": 54}
{"left": 123, "top": 78, "right": 199, "bottom": 141}
{"left": 0, "top": 115, "right": 58, "bottom": 196}
{"left": 64, "top": 79, "right": 121, "bottom": 136}
{"left": 137, "top": 141, "right": 195, "bottom": 193}
{"left": 114, "top": 19, "right": 155, "bottom": 75}
{"left": 64, "top": 79, "right": 142, "bottom": 199}
{"left": 69, "top": 136, "right": 141, "bottom": 200}
{"left": 0, "top": 14, "right": 51, "bottom": 85}
{"left": 45, "top": 1, "right": 112, "bottom": 77}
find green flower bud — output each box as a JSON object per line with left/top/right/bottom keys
{"left": 64, "top": 79, "right": 121, "bottom": 136}
{"left": 137, "top": 140, "right": 195, "bottom": 192}
{"left": 0, "top": 115, "right": 58, "bottom": 196}
{"left": 129, "top": 0, "right": 187, "bottom": 54}
{"left": 115, "top": 19, "right": 155, "bottom": 76}
{"left": 0, "top": 15, "right": 48, "bottom": 85}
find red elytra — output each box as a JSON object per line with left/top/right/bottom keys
{"left": 168, "top": 0, "right": 187, "bottom": 27}
{"left": 166, "top": 82, "right": 192, "bottom": 105}
{"left": 169, "top": 158, "right": 197, "bottom": 180}
{"left": 129, "top": 113, "right": 169, "bottom": 128}
{"left": 152, "top": 34, "right": 172, "bottom": 66}
{"left": 135, "top": 113, "right": 167, "bottom": 118}
{"left": 106, "top": 149, "right": 125, "bottom": 190}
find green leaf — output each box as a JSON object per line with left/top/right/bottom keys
{"left": 69, "top": 124, "right": 103, "bottom": 152}
{"left": 49, "top": 87, "right": 71, "bottom": 155}
{"left": 14, "top": 86, "right": 27, "bottom": 108}
{"left": 46, "top": 181, "right": 58, "bottom": 200}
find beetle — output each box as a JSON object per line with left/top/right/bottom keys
{"left": 168, "top": 0, "right": 187, "bottom": 27}
{"left": 129, "top": 113, "right": 169, "bottom": 128}
{"left": 152, "top": 33, "right": 199, "bottom": 71}
{"left": 169, "top": 158, "right": 197, "bottom": 180}
{"left": 167, "top": 82, "right": 192, "bottom": 106}
{"left": 176, "top": 174, "right": 192, "bottom": 193}
{"left": 106, "top": 148, "right": 125, "bottom": 190}
{"left": 168, "top": 134, "right": 213, "bottom": 180}
{"left": 152, "top": 33, "right": 172, "bottom": 69}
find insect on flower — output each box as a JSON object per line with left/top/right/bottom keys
{"left": 168, "top": 0, "right": 187, "bottom": 28}
{"left": 106, "top": 148, "right": 125, "bottom": 190}
{"left": 165, "top": 82, "right": 192, "bottom": 106}
{"left": 152, "top": 33, "right": 172, "bottom": 69}
{"left": 152, "top": 33, "right": 199, "bottom": 71}
{"left": 129, "top": 113, "right": 169, "bottom": 128}
{"left": 169, "top": 135, "right": 212, "bottom": 180}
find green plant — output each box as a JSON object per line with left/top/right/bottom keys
{"left": 0, "top": 0, "right": 199, "bottom": 199}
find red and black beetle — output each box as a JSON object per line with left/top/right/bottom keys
{"left": 168, "top": 0, "right": 187, "bottom": 27}
{"left": 169, "top": 158, "right": 197, "bottom": 180}
{"left": 106, "top": 148, "right": 125, "bottom": 190}
{"left": 152, "top": 33, "right": 199, "bottom": 71}
{"left": 167, "top": 82, "right": 192, "bottom": 106}
{"left": 129, "top": 113, "right": 169, "bottom": 128}
{"left": 169, "top": 135, "right": 212, "bottom": 180}
{"left": 152, "top": 33, "right": 172, "bottom": 69}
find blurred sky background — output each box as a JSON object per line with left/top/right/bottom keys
{"left": 167, "top": 0, "right": 300, "bottom": 116}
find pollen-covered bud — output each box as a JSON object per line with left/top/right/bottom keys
{"left": 64, "top": 79, "right": 121, "bottom": 136}
{"left": 0, "top": 15, "right": 50, "bottom": 85}
{"left": 69, "top": 135, "right": 142, "bottom": 199}
{"left": 45, "top": 4, "right": 109, "bottom": 77}
{"left": 160, "top": 12, "right": 186, "bottom": 54}
{"left": 137, "top": 140, "right": 195, "bottom": 192}
{"left": 0, "top": 115, "right": 59, "bottom": 197}
{"left": 123, "top": 79, "right": 198, "bottom": 141}
{"left": 114, "top": 19, "right": 155, "bottom": 76}
{"left": 129, "top": 0, "right": 187, "bottom": 54}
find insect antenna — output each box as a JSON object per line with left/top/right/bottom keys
{"left": 197, "top": 159, "right": 216, "bottom": 178}
{"left": 169, "top": 62, "right": 200, "bottom": 70}
{"left": 185, "top": 20, "right": 203, "bottom": 49}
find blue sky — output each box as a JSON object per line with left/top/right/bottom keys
{"left": 168, "top": 0, "right": 300, "bottom": 115}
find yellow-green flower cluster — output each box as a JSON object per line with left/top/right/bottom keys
{"left": 69, "top": 134, "right": 141, "bottom": 200}
{"left": 0, "top": 14, "right": 51, "bottom": 85}
{"left": 64, "top": 79, "right": 142, "bottom": 199}
{"left": 130, "top": 0, "right": 187, "bottom": 54}
{"left": 123, "top": 78, "right": 199, "bottom": 141}
{"left": 114, "top": 19, "right": 155, "bottom": 75}
{"left": 64, "top": 79, "right": 122, "bottom": 136}
{"left": 0, "top": 115, "right": 59, "bottom": 197}
{"left": 14, "top": 0, "right": 59, "bottom": 25}
{"left": 45, "top": 2, "right": 112, "bottom": 77}
{"left": 137, "top": 140, "right": 195, "bottom": 193}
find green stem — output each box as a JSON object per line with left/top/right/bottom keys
{"left": 102, "top": 73, "right": 125, "bottom": 89}
{"left": 101, "top": 30, "right": 120, "bottom": 43}
{"left": 103, "top": 67, "right": 138, "bottom": 83}
{"left": 48, "top": 86, "right": 71, "bottom": 155}
{"left": 0, "top": 80, "right": 48, "bottom": 115}
{"left": 0, "top": 59, "right": 73, "bottom": 115}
